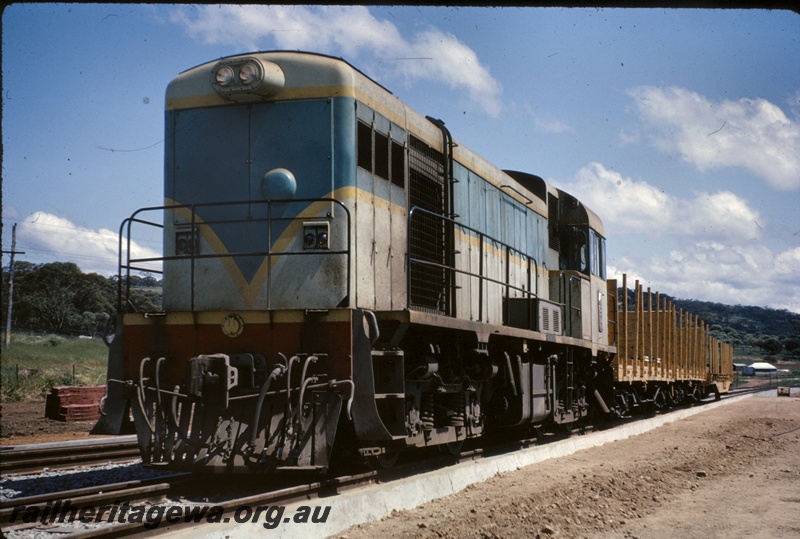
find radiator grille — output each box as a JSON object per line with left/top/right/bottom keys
{"left": 408, "top": 136, "right": 447, "bottom": 313}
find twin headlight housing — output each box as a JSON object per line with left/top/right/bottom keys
{"left": 303, "top": 222, "right": 330, "bottom": 250}
{"left": 210, "top": 58, "right": 285, "bottom": 101}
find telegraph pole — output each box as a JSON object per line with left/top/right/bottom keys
{"left": 3, "top": 224, "right": 25, "bottom": 347}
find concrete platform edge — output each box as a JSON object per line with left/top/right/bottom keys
{"left": 169, "top": 392, "right": 768, "bottom": 539}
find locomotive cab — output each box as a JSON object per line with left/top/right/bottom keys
{"left": 550, "top": 189, "right": 607, "bottom": 346}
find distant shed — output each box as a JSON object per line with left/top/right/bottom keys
{"left": 749, "top": 362, "right": 778, "bottom": 376}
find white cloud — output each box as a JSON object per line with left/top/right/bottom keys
{"left": 399, "top": 29, "right": 502, "bottom": 116}
{"left": 169, "top": 5, "right": 502, "bottom": 116}
{"left": 618, "top": 127, "right": 639, "bottom": 146}
{"left": 569, "top": 163, "right": 672, "bottom": 233}
{"left": 613, "top": 242, "right": 800, "bottom": 313}
{"left": 554, "top": 163, "right": 800, "bottom": 312}
{"left": 629, "top": 86, "right": 800, "bottom": 191}
{"left": 16, "top": 212, "right": 160, "bottom": 276}
{"left": 560, "top": 163, "right": 762, "bottom": 242}
{"left": 788, "top": 90, "right": 800, "bottom": 121}
{"left": 171, "top": 5, "right": 403, "bottom": 57}
{"left": 682, "top": 191, "right": 762, "bottom": 240}
{"left": 773, "top": 246, "right": 800, "bottom": 281}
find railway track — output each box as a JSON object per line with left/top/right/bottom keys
{"left": 0, "top": 464, "right": 378, "bottom": 538}
{"left": 0, "top": 389, "right": 779, "bottom": 538}
{"left": 0, "top": 474, "right": 188, "bottom": 522}
{"left": 0, "top": 436, "right": 140, "bottom": 475}
{"left": 0, "top": 433, "right": 485, "bottom": 538}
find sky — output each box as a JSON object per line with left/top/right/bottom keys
{"left": 2, "top": 5, "right": 799, "bottom": 313}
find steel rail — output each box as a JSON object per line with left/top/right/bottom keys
{"left": 0, "top": 436, "right": 139, "bottom": 475}
{"left": 0, "top": 474, "right": 191, "bottom": 524}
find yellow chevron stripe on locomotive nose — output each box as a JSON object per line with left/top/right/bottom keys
{"left": 164, "top": 186, "right": 406, "bottom": 308}
{"left": 165, "top": 199, "right": 321, "bottom": 308}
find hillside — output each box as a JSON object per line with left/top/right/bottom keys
{"left": 672, "top": 298, "right": 799, "bottom": 337}
{"left": 618, "top": 286, "right": 800, "bottom": 360}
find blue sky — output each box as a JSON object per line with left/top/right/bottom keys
{"left": 2, "top": 5, "right": 799, "bottom": 312}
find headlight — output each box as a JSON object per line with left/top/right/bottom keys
{"left": 175, "top": 229, "right": 198, "bottom": 255}
{"left": 214, "top": 65, "right": 235, "bottom": 87}
{"left": 210, "top": 58, "right": 285, "bottom": 102}
{"left": 303, "top": 223, "right": 330, "bottom": 250}
{"left": 238, "top": 61, "right": 261, "bottom": 85}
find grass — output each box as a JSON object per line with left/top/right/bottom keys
{"left": 1, "top": 332, "right": 109, "bottom": 402}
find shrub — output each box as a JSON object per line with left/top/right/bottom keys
{"left": 0, "top": 366, "right": 74, "bottom": 402}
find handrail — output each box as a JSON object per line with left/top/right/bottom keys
{"left": 499, "top": 184, "right": 534, "bottom": 206}
{"left": 558, "top": 272, "right": 584, "bottom": 338}
{"left": 407, "top": 206, "right": 539, "bottom": 322}
{"left": 117, "top": 198, "right": 351, "bottom": 313}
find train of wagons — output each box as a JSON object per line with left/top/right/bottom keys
{"left": 97, "top": 51, "right": 733, "bottom": 473}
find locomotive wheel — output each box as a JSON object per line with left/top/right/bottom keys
{"left": 439, "top": 440, "right": 464, "bottom": 456}
{"left": 368, "top": 451, "right": 399, "bottom": 469}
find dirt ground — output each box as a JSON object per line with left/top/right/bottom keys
{"left": 335, "top": 396, "right": 800, "bottom": 539}
{"left": 0, "top": 400, "right": 98, "bottom": 445}
{"left": 2, "top": 395, "right": 799, "bottom": 538}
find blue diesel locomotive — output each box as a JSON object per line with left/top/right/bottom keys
{"left": 96, "top": 51, "right": 731, "bottom": 472}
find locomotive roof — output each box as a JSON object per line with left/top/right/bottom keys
{"left": 166, "top": 50, "right": 604, "bottom": 233}
{"left": 557, "top": 188, "right": 606, "bottom": 237}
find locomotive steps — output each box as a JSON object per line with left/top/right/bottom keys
{"left": 169, "top": 390, "right": 779, "bottom": 539}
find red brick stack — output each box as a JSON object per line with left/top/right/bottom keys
{"left": 44, "top": 386, "right": 106, "bottom": 422}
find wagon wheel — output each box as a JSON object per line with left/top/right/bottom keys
{"left": 615, "top": 390, "right": 631, "bottom": 418}
{"left": 653, "top": 389, "right": 669, "bottom": 410}
{"left": 671, "top": 385, "right": 686, "bottom": 406}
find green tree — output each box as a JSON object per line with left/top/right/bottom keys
{"left": 15, "top": 262, "right": 83, "bottom": 332}
{"left": 757, "top": 337, "right": 783, "bottom": 355}
{"left": 785, "top": 337, "right": 800, "bottom": 353}
{"left": 76, "top": 272, "right": 116, "bottom": 316}
{"left": 81, "top": 311, "right": 111, "bottom": 337}
{"left": 12, "top": 262, "right": 117, "bottom": 334}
